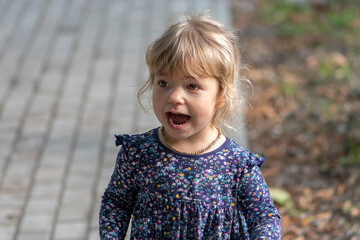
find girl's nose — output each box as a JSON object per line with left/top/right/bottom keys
{"left": 167, "top": 87, "right": 185, "bottom": 105}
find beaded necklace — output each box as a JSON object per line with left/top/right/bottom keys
{"left": 160, "top": 126, "right": 221, "bottom": 155}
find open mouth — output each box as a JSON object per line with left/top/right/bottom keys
{"left": 167, "top": 112, "right": 191, "bottom": 127}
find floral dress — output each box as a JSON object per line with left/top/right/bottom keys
{"left": 99, "top": 128, "right": 281, "bottom": 239}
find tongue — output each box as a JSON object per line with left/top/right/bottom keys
{"left": 170, "top": 113, "right": 190, "bottom": 125}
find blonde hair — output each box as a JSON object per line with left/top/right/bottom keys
{"left": 138, "top": 13, "right": 248, "bottom": 130}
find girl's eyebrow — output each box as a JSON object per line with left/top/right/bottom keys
{"left": 155, "top": 71, "right": 168, "bottom": 76}
{"left": 155, "top": 72, "right": 199, "bottom": 81}
{"left": 184, "top": 75, "right": 197, "bottom": 81}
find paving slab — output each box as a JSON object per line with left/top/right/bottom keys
{"left": 0, "top": 0, "right": 247, "bottom": 239}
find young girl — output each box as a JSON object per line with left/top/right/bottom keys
{"left": 99, "top": 14, "right": 281, "bottom": 239}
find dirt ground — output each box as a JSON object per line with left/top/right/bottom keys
{"left": 231, "top": 0, "right": 360, "bottom": 239}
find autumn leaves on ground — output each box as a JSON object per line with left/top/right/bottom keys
{"left": 232, "top": 0, "right": 360, "bottom": 239}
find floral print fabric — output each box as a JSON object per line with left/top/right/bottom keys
{"left": 99, "top": 128, "right": 281, "bottom": 239}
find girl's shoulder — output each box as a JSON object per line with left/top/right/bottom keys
{"left": 226, "top": 138, "right": 266, "bottom": 169}
{"left": 115, "top": 128, "right": 157, "bottom": 151}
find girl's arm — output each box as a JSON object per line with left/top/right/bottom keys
{"left": 99, "top": 142, "right": 138, "bottom": 240}
{"left": 237, "top": 155, "right": 281, "bottom": 239}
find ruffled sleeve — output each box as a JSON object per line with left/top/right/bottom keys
{"left": 99, "top": 135, "right": 139, "bottom": 239}
{"left": 237, "top": 151, "right": 281, "bottom": 239}
{"left": 115, "top": 134, "right": 124, "bottom": 147}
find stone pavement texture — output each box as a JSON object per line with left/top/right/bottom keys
{"left": 0, "top": 0, "right": 247, "bottom": 239}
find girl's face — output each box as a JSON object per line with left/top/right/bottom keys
{"left": 152, "top": 70, "right": 222, "bottom": 145}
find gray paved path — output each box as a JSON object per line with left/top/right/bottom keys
{"left": 0, "top": 0, "right": 246, "bottom": 239}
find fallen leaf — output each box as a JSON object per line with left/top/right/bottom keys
{"left": 269, "top": 188, "right": 292, "bottom": 206}
{"left": 314, "top": 188, "right": 334, "bottom": 200}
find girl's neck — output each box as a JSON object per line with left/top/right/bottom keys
{"left": 158, "top": 126, "right": 225, "bottom": 155}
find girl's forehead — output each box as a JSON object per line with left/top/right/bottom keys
{"left": 155, "top": 66, "right": 209, "bottom": 80}
{"left": 155, "top": 70, "right": 206, "bottom": 82}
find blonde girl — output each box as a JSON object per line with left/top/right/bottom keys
{"left": 100, "top": 13, "right": 281, "bottom": 240}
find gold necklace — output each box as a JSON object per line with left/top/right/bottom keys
{"left": 160, "top": 127, "right": 221, "bottom": 155}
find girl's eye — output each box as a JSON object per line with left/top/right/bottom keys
{"left": 158, "top": 80, "right": 169, "bottom": 88}
{"left": 187, "top": 83, "right": 199, "bottom": 91}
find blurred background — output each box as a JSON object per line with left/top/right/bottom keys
{"left": 232, "top": 0, "right": 360, "bottom": 239}
{"left": 0, "top": 0, "right": 358, "bottom": 239}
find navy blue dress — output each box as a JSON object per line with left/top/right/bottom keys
{"left": 99, "top": 128, "right": 281, "bottom": 239}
